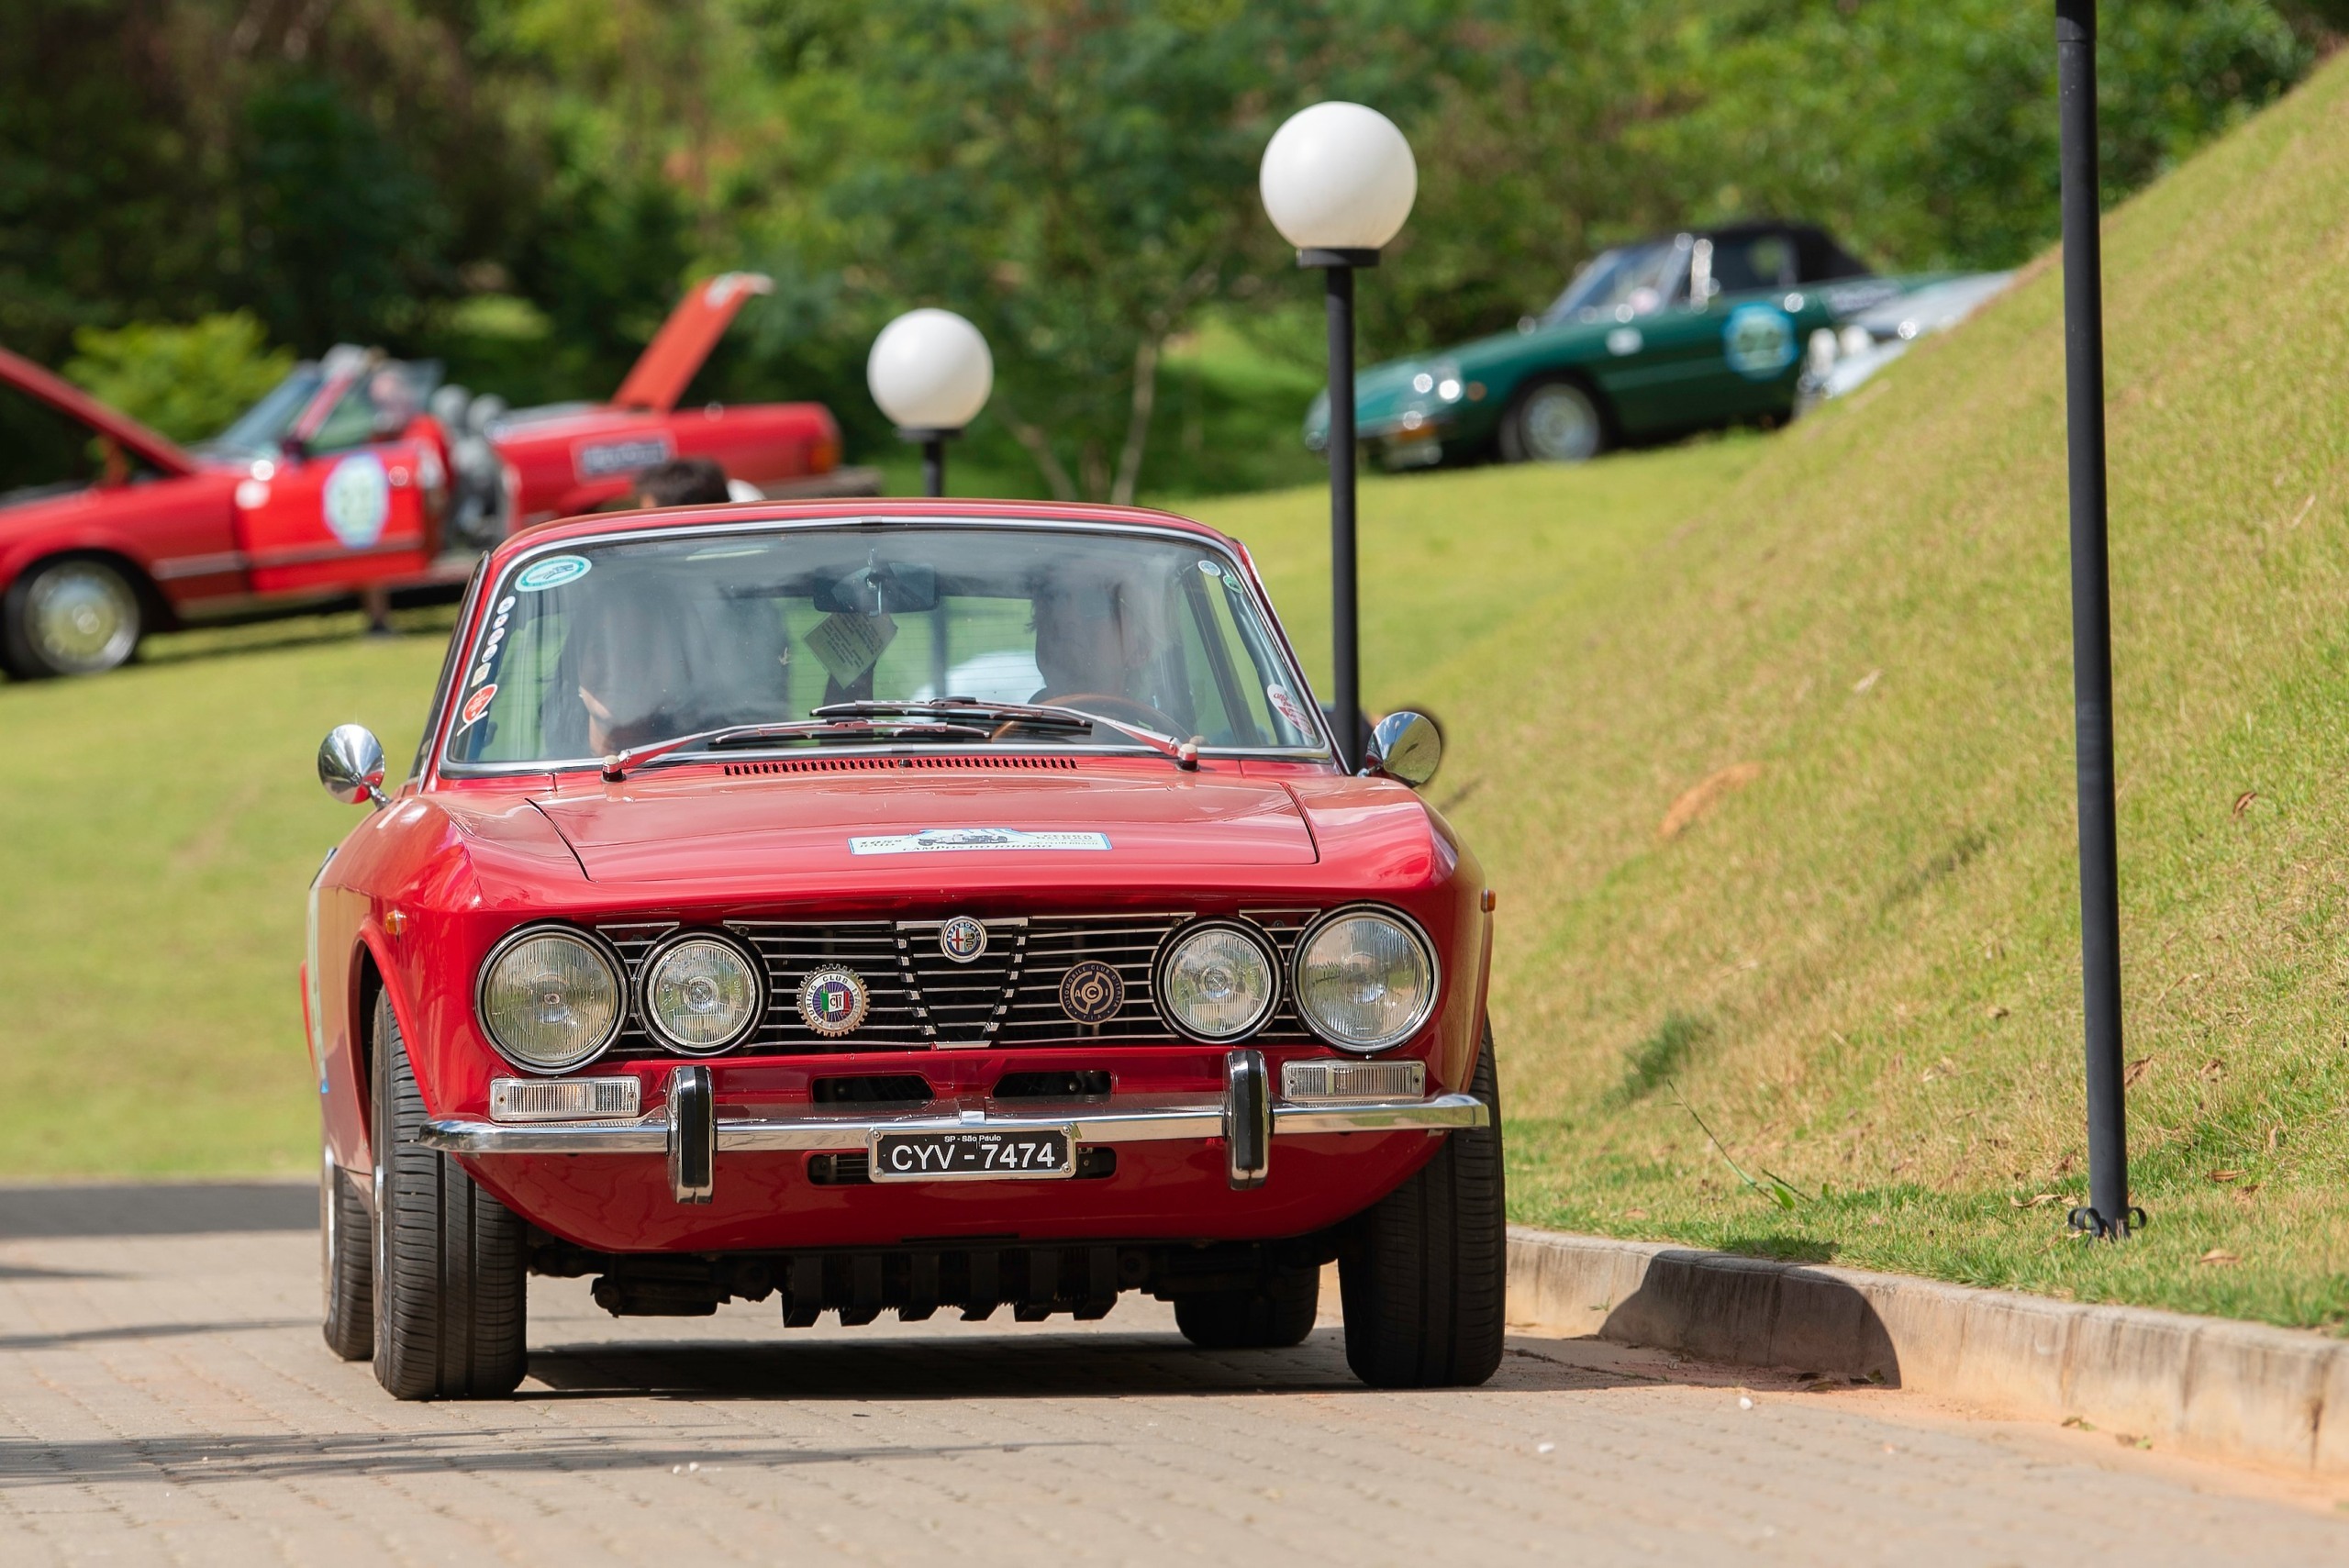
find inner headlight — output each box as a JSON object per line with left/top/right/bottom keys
{"left": 477, "top": 928, "right": 623, "bottom": 1072}
{"left": 641, "top": 934, "right": 763, "bottom": 1053}
{"left": 1292, "top": 907, "right": 1436, "bottom": 1052}
{"left": 1156, "top": 922, "right": 1277, "bottom": 1041}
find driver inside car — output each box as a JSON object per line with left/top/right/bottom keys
{"left": 553, "top": 575, "right": 790, "bottom": 756}
{"left": 1029, "top": 576, "right": 1164, "bottom": 709}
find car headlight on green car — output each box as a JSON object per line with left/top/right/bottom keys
{"left": 477, "top": 927, "right": 624, "bottom": 1072}
{"left": 1292, "top": 906, "right": 1438, "bottom": 1053}
{"left": 640, "top": 933, "right": 763, "bottom": 1053}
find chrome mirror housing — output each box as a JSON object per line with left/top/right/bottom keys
{"left": 1359, "top": 710, "right": 1442, "bottom": 788}
{"left": 317, "top": 724, "right": 388, "bottom": 808}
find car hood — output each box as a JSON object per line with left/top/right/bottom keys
{"left": 528, "top": 768, "right": 1319, "bottom": 885}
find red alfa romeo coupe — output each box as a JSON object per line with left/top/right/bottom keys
{"left": 304, "top": 497, "right": 1503, "bottom": 1398}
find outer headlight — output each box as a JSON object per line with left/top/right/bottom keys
{"left": 1292, "top": 906, "right": 1437, "bottom": 1053}
{"left": 1156, "top": 921, "right": 1278, "bottom": 1041}
{"left": 640, "top": 933, "right": 763, "bottom": 1053}
{"left": 477, "top": 928, "right": 623, "bottom": 1073}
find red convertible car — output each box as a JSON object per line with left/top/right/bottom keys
{"left": 305, "top": 497, "right": 1504, "bottom": 1398}
{"left": 0, "top": 274, "right": 848, "bottom": 679}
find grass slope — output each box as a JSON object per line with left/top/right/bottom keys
{"left": 6, "top": 54, "right": 2349, "bottom": 1328}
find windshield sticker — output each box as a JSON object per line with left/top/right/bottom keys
{"left": 807, "top": 610, "right": 897, "bottom": 687}
{"left": 516, "top": 555, "right": 591, "bottom": 593}
{"left": 850, "top": 828, "right": 1113, "bottom": 857}
{"left": 456, "top": 683, "right": 497, "bottom": 730}
{"left": 1265, "top": 683, "right": 1313, "bottom": 735}
{"left": 1723, "top": 304, "right": 1798, "bottom": 380}
{"left": 1197, "top": 559, "right": 1223, "bottom": 577}
{"left": 574, "top": 433, "right": 674, "bottom": 482}
{"left": 323, "top": 453, "right": 392, "bottom": 549}
{"left": 468, "top": 595, "right": 517, "bottom": 689}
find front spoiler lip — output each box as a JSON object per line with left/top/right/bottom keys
{"left": 417, "top": 1092, "right": 1486, "bottom": 1155}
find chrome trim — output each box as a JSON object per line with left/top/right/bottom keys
{"left": 666, "top": 1065, "right": 715, "bottom": 1203}
{"left": 1224, "top": 1051, "right": 1270, "bottom": 1189}
{"left": 1152, "top": 918, "right": 1282, "bottom": 1043}
{"left": 636, "top": 929, "right": 766, "bottom": 1054}
{"left": 417, "top": 1091, "right": 1487, "bottom": 1155}
{"left": 1288, "top": 904, "right": 1442, "bottom": 1055}
{"left": 473, "top": 924, "right": 629, "bottom": 1074}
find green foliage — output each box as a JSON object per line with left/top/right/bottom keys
{"left": 63, "top": 313, "right": 294, "bottom": 444}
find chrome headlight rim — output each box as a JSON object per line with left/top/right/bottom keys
{"left": 473, "top": 922, "right": 627, "bottom": 1075}
{"left": 1289, "top": 903, "right": 1441, "bottom": 1055}
{"left": 636, "top": 928, "right": 766, "bottom": 1055}
{"left": 1152, "top": 917, "right": 1281, "bottom": 1043}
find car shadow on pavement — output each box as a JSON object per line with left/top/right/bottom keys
{"left": 522, "top": 1327, "right": 1644, "bottom": 1402}
{"left": 0, "top": 1182, "right": 314, "bottom": 1238}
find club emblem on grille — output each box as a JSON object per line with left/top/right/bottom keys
{"left": 1058, "top": 960, "right": 1126, "bottom": 1026}
{"left": 938, "top": 916, "right": 989, "bottom": 963}
{"left": 796, "top": 968, "right": 870, "bottom": 1037}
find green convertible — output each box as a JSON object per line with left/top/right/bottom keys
{"left": 1307, "top": 220, "right": 1960, "bottom": 469}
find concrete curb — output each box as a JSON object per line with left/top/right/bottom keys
{"left": 1507, "top": 1225, "right": 2349, "bottom": 1476}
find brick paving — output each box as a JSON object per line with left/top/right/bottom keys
{"left": 0, "top": 1184, "right": 2341, "bottom": 1565}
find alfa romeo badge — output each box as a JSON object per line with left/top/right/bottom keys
{"left": 796, "top": 968, "right": 869, "bottom": 1037}
{"left": 1058, "top": 959, "right": 1125, "bottom": 1025}
{"left": 938, "top": 916, "right": 989, "bottom": 963}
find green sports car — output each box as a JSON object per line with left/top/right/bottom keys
{"left": 1306, "top": 221, "right": 1957, "bottom": 468}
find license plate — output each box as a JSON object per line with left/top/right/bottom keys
{"left": 870, "top": 1127, "right": 1074, "bottom": 1182}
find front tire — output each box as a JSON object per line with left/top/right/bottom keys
{"left": 1497, "top": 378, "right": 1607, "bottom": 465}
{"left": 1339, "top": 1027, "right": 1507, "bottom": 1388}
{"left": 1, "top": 556, "right": 144, "bottom": 678}
{"left": 320, "top": 1143, "right": 374, "bottom": 1361}
{"left": 1174, "top": 1262, "right": 1319, "bottom": 1350}
{"left": 370, "top": 994, "right": 528, "bottom": 1399}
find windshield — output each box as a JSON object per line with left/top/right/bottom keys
{"left": 200, "top": 366, "right": 324, "bottom": 458}
{"left": 1542, "top": 239, "right": 1689, "bottom": 325}
{"left": 441, "top": 522, "right": 1328, "bottom": 770}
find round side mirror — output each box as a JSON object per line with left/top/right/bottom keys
{"left": 1361, "top": 710, "right": 1442, "bottom": 788}
{"left": 317, "top": 724, "right": 388, "bottom": 807}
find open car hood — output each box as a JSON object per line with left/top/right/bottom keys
{"left": 609, "top": 272, "right": 773, "bottom": 414}
{"left": 0, "top": 346, "right": 197, "bottom": 478}
{"left": 529, "top": 769, "right": 1319, "bottom": 884}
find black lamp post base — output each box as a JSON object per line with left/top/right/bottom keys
{"left": 1297, "top": 247, "right": 1379, "bottom": 270}
{"left": 2066, "top": 1204, "right": 2148, "bottom": 1241}
{"left": 895, "top": 428, "right": 962, "bottom": 499}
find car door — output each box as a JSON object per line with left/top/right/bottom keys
{"left": 235, "top": 362, "right": 438, "bottom": 595}
{"left": 1694, "top": 229, "right": 1816, "bottom": 422}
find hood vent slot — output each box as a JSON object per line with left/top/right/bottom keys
{"left": 722, "top": 755, "right": 1080, "bottom": 775}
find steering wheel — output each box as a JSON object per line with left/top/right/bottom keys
{"left": 1036, "top": 693, "right": 1186, "bottom": 736}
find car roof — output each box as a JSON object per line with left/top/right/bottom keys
{"left": 489, "top": 497, "right": 1245, "bottom": 577}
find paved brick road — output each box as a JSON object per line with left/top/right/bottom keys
{"left": 0, "top": 1184, "right": 2340, "bottom": 1565}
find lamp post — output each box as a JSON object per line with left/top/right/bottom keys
{"left": 1259, "top": 103, "right": 1417, "bottom": 772}
{"left": 2054, "top": 0, "right": 2139, "bottom": 1241}
{"left": 867, "top": 308, "right": 994, "bottom": 498}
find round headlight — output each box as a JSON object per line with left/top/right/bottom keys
{"left": 641, "top": 934, "right": 763, "bottom": 1053}
{"left": 477, "top": 928, "right": 623, "bottom": 1072}
{"left": 1292, "top": 907, "right": 1436, "bottom": 1052}
{"left": 1156, "top": 922, "right": 1277, "bottom": 1041}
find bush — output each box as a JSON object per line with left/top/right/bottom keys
{"left": 64, "top": 314, "right": 295, "bottom": 445}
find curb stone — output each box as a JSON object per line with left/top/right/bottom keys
{"left": 1506, "top": 1225, "right": 2349, "bottom": 1477}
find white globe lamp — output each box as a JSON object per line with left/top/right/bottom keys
{"left": 1256, "top": 102, "right": 1417, "bottom": 770}
{"left": 867, "top": 308, "right": 994, "bottom": 496}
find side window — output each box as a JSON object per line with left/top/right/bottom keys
{"left": 1709, "top": 234, "right": 1798, "bottom": 295}
{"left": 1179, "top": 569, "right": 1275, "bottom": 747}
{"left": 451, "top": 606, "right": 570, "bottom": 762}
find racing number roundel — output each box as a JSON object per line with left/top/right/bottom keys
{"left": 1722, "top": 305, "right": 1798, "bottom": 381}
{"left": 322, "top": 454, "right": 392, "bottom": 549}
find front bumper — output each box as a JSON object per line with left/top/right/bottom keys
{"left": 419, "top": 1051, "right": 1486, "bottom": 1204}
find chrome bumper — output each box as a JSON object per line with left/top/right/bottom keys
{"left": 418, "top": 1050, "right": 1486, "bottom": 1204}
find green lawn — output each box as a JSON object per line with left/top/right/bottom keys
{"left": 7, "top": 51, "right": 2349, "bottom": 1329}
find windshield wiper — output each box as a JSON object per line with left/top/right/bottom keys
{"left": 811, "top": 699, "right": 1200, "bottom": 771}
{"left": 601, "top": 718, "right": 991, "bottom": 781}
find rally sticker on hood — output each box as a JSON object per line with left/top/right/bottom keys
{"left": 850, "top": 828, "right": 1112, "bottom": 856}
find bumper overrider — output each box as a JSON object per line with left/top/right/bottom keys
{"left": 421, "top": 1049, "right": 1487, "bottom": 1204}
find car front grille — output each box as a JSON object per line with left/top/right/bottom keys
{"left": 596, "top": 907, "right": 1319, "bottom": 1059}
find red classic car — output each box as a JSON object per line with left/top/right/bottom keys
{"left": 305, "top": 497, "right": 1505, "bottom": 1398}
{"left": 0, "top": 274, "right": 852, "bottom": 679}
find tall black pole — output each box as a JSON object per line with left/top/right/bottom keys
{"left": 1301, "top": 248, "right": 1374, "bottom": 771}
{"left": 922, "top": 437, "right": 945, "bottom": 499}
{"left": 2057, "top": 0, "right": 2135, "bottom": 1240}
